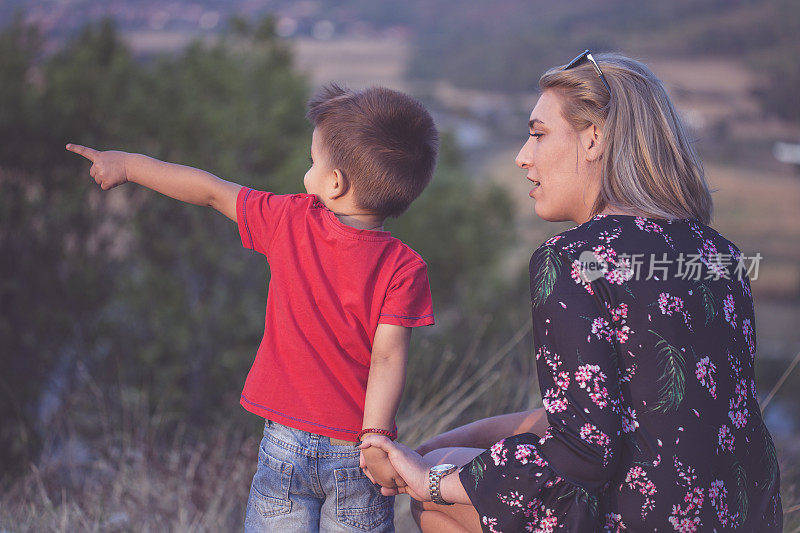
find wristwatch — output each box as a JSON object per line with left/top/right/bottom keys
{"left": 428, "top": 463, "right": 458, "bottom": 505}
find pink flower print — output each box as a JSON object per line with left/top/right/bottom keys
{"left": 717, "top": 425, "right": 734, "bottom": 453}
{"left": 742, "top": 318, "right": 754, "bottom": 357}
{"left": 728, "top": 407, "right": 749, "bottom": 429}
{"left": 727, "top": 350, "right": 742, "bottom": 378}
{"left": 723, "top": 294, "right": 737, "bottom": 327}
{"left": 482, "top": 516, "right": 501, "bottom": 533}
{"left": 490, "top": 439, "right": 508, "bottom": 466}
{"left": 591, "top": 244, "right": 634, "bottom": 285}
{"left": 544, "top": 235, "right": 563, "bottom": 246}
{"left": 598, "top": 227, "right": 622, "bottom": 243}
{"left": 668, "top": 487, "right": 705, "bottom": 533}
{"left": 625, "top": 465, "right": 658, "bottom": 519}
{"left": 579, "top": 423, "right": 612, "bottom": 466}
{"left": 591, "top": 316, "right": 615, "bottom": 343}
{"left": 543, "top": 388, "right": 568, "bottom": 413}
{"left": 700, "top": 240, "right": 727, "bottom": 279}
{"left": 709, "top": 480, "right": 735, "bottom": 528}
{"left": 570, "top": 260, "right": 595, "bottom": 295}
{"left": 498, "top": 490, "right": 524, "bottom": 508}
{"left": 635, "top": 217, "right": 674, "bottom": 247}
{"left": 621, "top": 362, "right": 637, "bottom": 383}
{"left": 575, "top": 364, "right": 611, "bottom": 409}
{"left": 606, "top": 302, "right": 633, "bottom": 343}
{"left": 727, "top": 244, "right": 741, "bottom": 263}
{"left": 695, "top": 356, "right": 717, "bottom": 399}
{"left": 728, "top": 377, "right": 749, "bottom": 429}
{"left": 537, "top": 346, "right": 562, "bottom": 373}
{"left": 514, "top": 443, "right": 542, "bottom": 465}
{"left": 657, "top": 292, "right": 692, "bottom": 330}
{"left": 523, "top": 497, "right": 544, "bottom": 519}
{"left": 592, "top": 244, "right": 618, "bottom": 264}
{"left": 555, "top": 371, "right": 570, "bottom": 390}
{"left": 604, "top": 512, "right": 627, "bottom": 532}
{"left": 622, "top": 406, "right": 639, "bottom": 433}
{"left": 674, "top": 456, "right": 698, "bottom": 487}
{"left": 525, "top": 507, "right": 559, "bottom": 533}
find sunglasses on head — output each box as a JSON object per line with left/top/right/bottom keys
{"left": 563, "top": 49, "right": 612, "bottom": 97}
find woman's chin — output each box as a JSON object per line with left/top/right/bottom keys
{"left": 533, "top": 203, "right": 555, "bottom": 221}
{"left": 534, "top": 203, "right": 573, "bottom": 223}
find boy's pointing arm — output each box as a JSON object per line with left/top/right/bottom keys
{"left": 66, "top": 144, "right": 241, "bottom": 221}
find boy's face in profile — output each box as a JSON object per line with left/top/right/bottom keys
{"left": 304, "top": 128, "right": 336, "bottom": 204}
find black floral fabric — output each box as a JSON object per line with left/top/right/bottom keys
{"left": 460, "top": 214, "right": 782, "bottom": 532}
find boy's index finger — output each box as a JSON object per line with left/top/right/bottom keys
{"left": 65, "top": 143, "right": 99, "bottom": 162}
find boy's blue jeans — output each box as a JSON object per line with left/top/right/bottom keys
{"left": 244, "top": 420, "right": 394, "bottom": 532}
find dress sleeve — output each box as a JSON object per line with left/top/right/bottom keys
{"left": 236, "top": 187, "right": 294, "bottom": 257}
{"left": 377, "top": 261, "right": 435, "bottom": 328}
{"left": 459, "top": 244, "right": 623, "bottom": 532}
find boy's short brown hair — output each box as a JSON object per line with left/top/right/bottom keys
{"left": 306, "top": 84, "right": 439, "bottom": 218}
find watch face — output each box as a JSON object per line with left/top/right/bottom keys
{"left": 431, "top": 463, "right": 457, "bottom": 473}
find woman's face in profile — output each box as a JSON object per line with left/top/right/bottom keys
{"left": 515, "top": 90, "right": 601, "bottom": 224}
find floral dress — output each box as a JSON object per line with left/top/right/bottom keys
{"left": 459, "top": 214, "right": 782, "bottom": 532}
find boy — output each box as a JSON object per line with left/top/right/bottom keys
{"left": 66, "top": 83, "right": 438, "bottom": 532}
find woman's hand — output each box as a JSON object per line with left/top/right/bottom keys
{"left": 361, "top": 442, "right": 406, "bottom": 489}
{"left": 360, "top": 435, "right": 432, "bottom": 501}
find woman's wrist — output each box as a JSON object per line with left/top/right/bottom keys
{"left": 439, "top": 470, "right": 470, "bottom": 505}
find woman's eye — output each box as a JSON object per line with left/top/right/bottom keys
{"left": 308, "top": 157, "right": 314, "bottom": 164}
{"left": 530, "top": 133, "right": 544, "bottom": 139}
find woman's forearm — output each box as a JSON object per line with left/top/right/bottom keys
{"left": 420, "top": 409, "right": 548, "bottom": 452}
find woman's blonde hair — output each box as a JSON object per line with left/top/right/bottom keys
{"left": 539, "top": 53, "right": 712, "bottom": 224}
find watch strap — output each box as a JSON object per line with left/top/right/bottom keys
{"left": 429, "top": 465, "right": 458, "bottom": 505}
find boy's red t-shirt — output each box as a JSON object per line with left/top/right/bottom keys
{"left": 236, "top": 188, "right": 434, "bottom": 441}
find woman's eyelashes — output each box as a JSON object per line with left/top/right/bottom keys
{"left": 308, "top": 156, "right": 314, "bottom": 164}
{"left": 529, "top": 132, "right": 544, "bottom": 140}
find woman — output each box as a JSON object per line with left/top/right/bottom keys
{"left": 360, "top": 51, "right": 782, "bottom": 532}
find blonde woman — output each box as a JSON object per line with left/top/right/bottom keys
{"left": 360, "top": 51, "right": 782, "bottom": 532}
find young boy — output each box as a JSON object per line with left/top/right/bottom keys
{"left": 66, "top": 83, "right": 438, "bottom": 532}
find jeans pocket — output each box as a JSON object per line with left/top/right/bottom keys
{"left": 334, "top": 466, "right": 394, "bottom": 532}
{"left": 248, "top": 445, "right": 293, "bottom": 519}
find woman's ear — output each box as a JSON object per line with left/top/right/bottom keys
{"left": 581, "top": 124, "right": 604, "bottom": 162}
{"left": 327, "top": 168, "right": 350, "bottom": 200}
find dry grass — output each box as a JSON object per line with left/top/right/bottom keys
{"left": 0, "top": 417, "right": 258, "bottom": 531}
{"left": 1, "top": 329, "right": 799, "bottom": 531}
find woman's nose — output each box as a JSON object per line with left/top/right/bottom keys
{"left": 515, "top": 145, "right": 530, "bottom": 169}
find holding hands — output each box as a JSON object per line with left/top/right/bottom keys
{"left": 360, "top": 435, "right": 434, "bottom": 500}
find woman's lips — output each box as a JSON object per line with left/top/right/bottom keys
{"left": 529, "top": 179, "right": 540, "bottom": 197}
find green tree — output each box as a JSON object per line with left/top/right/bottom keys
{"left": 1, "top": 13, "right": 521, "bottom": 477}
{"left": 0, "top": 17, "right": 130, "bottom": 474}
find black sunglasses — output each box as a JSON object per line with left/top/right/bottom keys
{"left": 563, "top": 49, "right": 612, "bottom": 97}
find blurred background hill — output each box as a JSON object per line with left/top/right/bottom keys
{"left": 2, "top": 0, "right": 800, "bottom": 530}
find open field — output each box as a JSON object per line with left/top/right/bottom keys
{"left": 26, "top": 32, "right": 799, "bottom": 532}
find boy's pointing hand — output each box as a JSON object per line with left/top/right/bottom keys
{"left": 66, "top": 143, "right": 129, "bottom": 190}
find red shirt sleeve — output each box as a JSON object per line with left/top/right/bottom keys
{"left": 236, "top": 187, "right": 294, "bottom": 257}
{"left": 378, "top": 261, "right": 435, "bottom": 328}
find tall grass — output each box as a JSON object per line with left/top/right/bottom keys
{"left": 2, "top": 328, "right": 799, "bottom": 531}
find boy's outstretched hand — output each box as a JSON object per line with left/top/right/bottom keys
{"left": 66, "top": 144, "right": 129, "bottom": 190}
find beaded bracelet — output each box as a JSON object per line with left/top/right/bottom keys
{"left": 356, "top": 428, "right": 397, "bottom": 441}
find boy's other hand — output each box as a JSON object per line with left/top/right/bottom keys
{"left": 66, "top": 144, "right": 129, "bottom": 190}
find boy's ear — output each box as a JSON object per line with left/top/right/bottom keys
{"left": 582, "top": 124, "right": 604, "bottom": 162}
{"left": 327, "top": 168, "right": 350, "bottom": 200}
